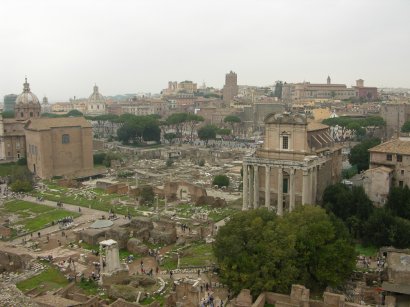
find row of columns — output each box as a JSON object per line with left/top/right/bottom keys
{"left": 242, "top": 163, "right": 317, "bottom": 215}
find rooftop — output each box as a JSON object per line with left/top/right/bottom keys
{"left": 25, "top": 117, "right": 92, "bottom": 130}
{"left": 307, "top": 122, "right": 329, "bottom": 131}
{"left": 369, "top": 138, "right": 410, "bottom": 155}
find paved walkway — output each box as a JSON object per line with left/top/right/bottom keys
{"left": 9, "top": 196, "right": 129, "bottom": 245}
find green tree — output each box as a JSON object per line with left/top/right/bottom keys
{"left": 348, "top": 138, "right": 380, "bottom": 172}
{"left": 362, "top": 116, "right": 385, "bottom": 138}
{"left": 164, "top": 132, "right": 177, "bottom": 144}
{"left": 66, "top": 109, "right": 83, "bottom": 117}
{"left": 139, "top": 185, "right": 155, "bottom": 205}
{"left": 93, "top": 153, "right": 106, "bottom": 165}
{"left": 401, "top": 121, "right": 410, "bottom": 133}
{"left": 186, "top": 114, "right": 204, "bottom": 142}
{"left": 142, "top": 122, "right": 160, "bottom": 142}
{"left": 217, "top": 128, "right": 231, "bottom": 136}
{"left": 214, "top": 207, "right": 356, "bottom": 297}
{"left": 10, "top": 179, "right": 33, "bottom": 192}
{"left": 1, "top": 111, "right": 15, "bottom": 118}
{"left": 165, "top": 113, "right": 188, "bottom": 142}
{"left": 224, "top": 115, "right": 241, "bottom": 135}
{"left": 386, "top": 186, "right": 410, "bottom": 220}
{"left": 212, "top": 174, "right": 230, "bottom": 187}
{"left": 197, "top": 125, "right": 217, "bottom": 145}
{"left": 213, "top": 209, "right": 297, "bottom": 296}
{"left": 280, "top": 206, "right": 356, "bottom": 291}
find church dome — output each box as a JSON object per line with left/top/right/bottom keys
{"left": 88, "top": 85, "right": 106, "bottom": 103}
{"left": 15, "top": 78, "right": 40, "bottom": 105}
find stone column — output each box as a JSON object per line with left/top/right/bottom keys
{"left": 253, "top": 165, "right": 259, "bottom": 208}
{"left": 277, "top": 168, "right": 283, "bottom": 216}
{"left": 249, "top": 165, "right": 254, "bottom": 209}
{"left": 242, "top": 164, "right": 249, "bottom": 210}
{"left": 302, "top": 169, "right": 309, "bottom": 205}
{"left": 312, "top": 166, "right": 317, "bottom": 204}
{"left": 289, "top": 169, "right": 295, "bottom": 212}
{"left": 265, "top": 165, "right": 271, "bottom": 208}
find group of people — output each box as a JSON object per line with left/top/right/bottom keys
{"left": 57, "top": 216, "right": 74, "bottom": 228}
{"left": 179, "top": 223, "right": 190, "bottom": 233}
{"left": 201, "top": 293, "right": 224, "bottom": 307}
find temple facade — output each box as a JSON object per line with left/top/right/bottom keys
{"left": 242, "top": 112, "right": 342, "bottom": 215}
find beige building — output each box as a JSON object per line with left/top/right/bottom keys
{"left": 86, "top": 85, "right": 106, "bottom": 116}
{"left": 380, "top": 103, "right": 410, "bottom": 139}
{"left": 282, "top": 76, "right": 356, "bottom": 102}
{"left": 25, "top": 117, "right": 93, "bottom": 179}
{"left": 362, "top": 166, "right": 393, "bottom": 206}
{"left": 364, "top": 137, "right": 410, "bottom": 205}
{"left": 163, "top": 80, "right": 197, "bottom": 95}
{"left": 242, "top": 112, "right": 342, "bottom": 215}
{"left": 223, "top": 71, "right": 239, "bottom": 104}
{"left": 0, "top": 78, "right": 40, "bottom": 161}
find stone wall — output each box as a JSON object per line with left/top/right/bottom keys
{"left": 232, "top": 285, "right": 369, "bottom": 307}
{"left": 164, "top": 181, "right": 207, "bottom": 202}
{"left": 0, "top": 250, "right": 32, "bottom": 272}
{"left": 252, "top": 293, "right": 265, "bottom": 307}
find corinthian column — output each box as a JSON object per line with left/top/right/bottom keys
{"left": 265, "top": 165, "right": 270, "bottom": 208}
{"left": 277, "top": 168, "right": 283, "bottom": 216}
{"left": 289, "top": 169, "right": 295, "bottom": 212}
{"left": 242, "top": 164, "right": 248, "bottom": 210}
{"left": 253, "top": 165, "right": 259, "bottom": 208}
{"left": 302, "top": 169, "right": 309, "bottom": 205}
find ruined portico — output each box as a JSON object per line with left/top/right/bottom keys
{"left": 243, "top": 112, "right": 342, "bottom": 215}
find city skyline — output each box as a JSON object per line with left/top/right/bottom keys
{"left": 1, "top": 0, "right": 410, "bottom": 101}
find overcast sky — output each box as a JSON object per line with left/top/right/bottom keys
{"left": 1, "top": 0, "right": 409, "bottom": 101}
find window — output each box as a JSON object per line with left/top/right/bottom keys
{"left": 399, "top": 181, "right": 404, "bottom": 188}
{"left": 62, "top": 134, "right": 70, "bottom": 144}
{"left": 397, "top": 155, "right": 403, "bottom": 162}
{"left": 387, "top": 154, "right": 392, "bottom": 161}
{"left": 20, "top": 112, "right": 23, "bottom": 118}
{"left": 30, "top": 112, "right": 33, "bottom": 117}
{"left": 282, "top": 136, "right": 289, "bottom": 150}
{"left": 283, "top": 178, "right": 289, "bottom": 194}
{"left": 401, "top": 170, "right": 405, "bottom": 175}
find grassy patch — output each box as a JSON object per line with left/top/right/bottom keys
{"left": 140, "top": 294, "right": 166, "bottom": 306}
{"left": 16, "top": 266, "right": 69, "bottom": 292}
{"left": 33, "top": 183, "right": 148, "bottom": 217}
{"left": 0, "top": 162, "right": 26, "bottom": 177}
{"left": 2, "top": 200, "right": 80, "bottom": 235}
{"left": 16, "top": 210, "right": 80, "bottom": 233}
{"left": 4, "top": 200, "right": 54, "bottom": 213}
{"left": 175, "top": 203, "right": 238, "bottom": 222}
{"left": 355, "top": 243, "right": 378, "bottom": 257}
{"left": 78, "top": 279, "right": 100, "bottom": 296}
{"left": 161, "top": 257, "right": 178, "bottom": 271}
{"left": 180, "top": 243, "right": 215, "bottom": 267}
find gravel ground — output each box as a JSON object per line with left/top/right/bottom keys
{"left": 0, "top": 282, "right": 39, "bottom": 307}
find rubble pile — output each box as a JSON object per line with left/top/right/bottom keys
{"left": 0, "top": 282, "right": 39, "bottom": 307}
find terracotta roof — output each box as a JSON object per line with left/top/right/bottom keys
{"left": 365, "top": 166, "right": 393, "bottom": 174}
{"left": 307, "top": 122, "right": 329, "bottom": 131}
{"left": 369, "top": 138, "right": 410, "bottom": 155}
{"left": 25, "top": 117, "right": 92, "bottom": 131}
